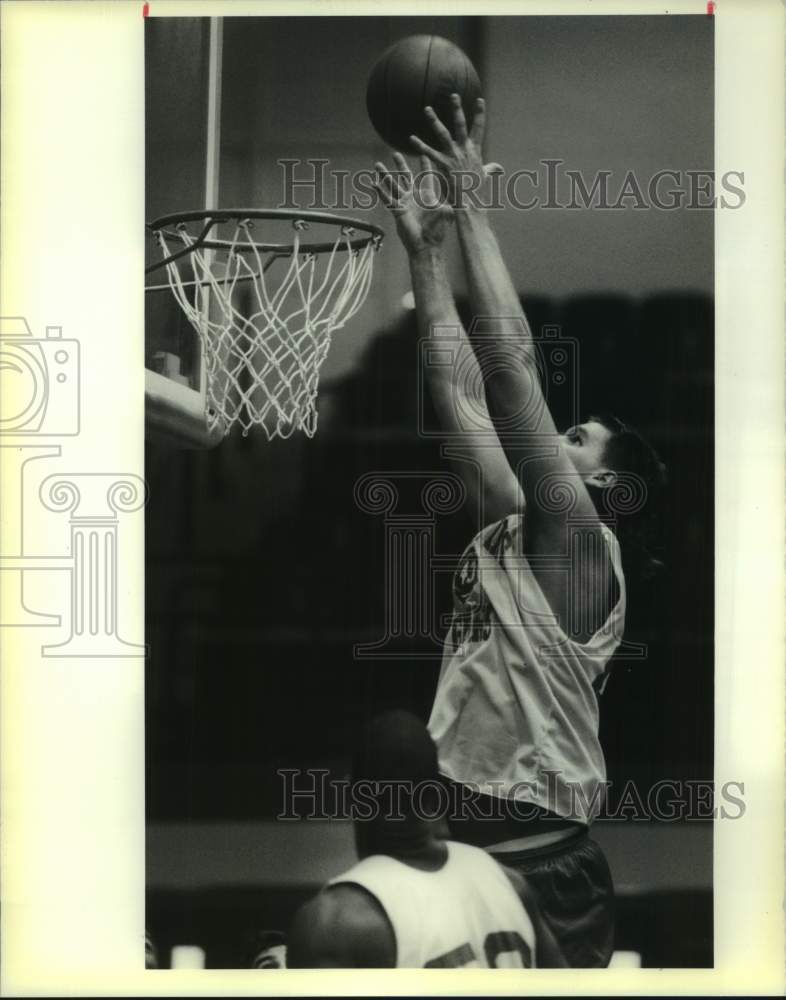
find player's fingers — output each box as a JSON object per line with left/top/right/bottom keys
{"left": 372, "top": 178, "right": 400, "bottom": 211}
{"left": 374, "top": 161, "right": 406, "bottom": 202}
{"left": 373, "top": 161, "right": 393, "bottom": 194}
{"left": 413, "top": 155, "right": 433, "bottom": 206}
{"left": 423, "top": 106, "right": 456, "bottom": 152}
{"left": 392, "top": 151, "right": 413, "bottom": 189}
{"left": 450, "top": 93, "right": 468, "bottom": 143}
{"left": 414, "top": 156, "right": 438, "bottom": 207}
{"left": 418, "top": 155, "right": 451, "bottom": 208}
{"left": 392, "top": 151, "right": 413, "bottom": 179}
{"left": 483, "top": 161, "right": 504, "bottom": 176}
{"left": 373, "top": 164, "right": 401, "bottom": 209}
{"left": 469, "top": 97, "right": 486, "bottom": 146}
{"left": 418, "top": 154, "right": 436, "bottom": 196}
{"left": 409, "top": 134, "right": 447, "bottom": 167}
{"left": 372, "top": 177, "right": 393, "bottom": 208}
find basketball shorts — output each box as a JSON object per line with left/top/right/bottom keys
{"left": 489, "top": 829, "right": 615, "bottom": 968}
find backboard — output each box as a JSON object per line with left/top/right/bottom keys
{"left": 145, "top": 17, "right": 222, "bottom": 447}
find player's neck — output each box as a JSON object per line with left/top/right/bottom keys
{"left": 374, "top": 825, "right": 449, "bottom": 872}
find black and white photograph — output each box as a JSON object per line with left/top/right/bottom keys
{"left": 1, "top": 0, "right": 784, "bottom": 994}
{"left": 144, "top": 11, "right": 716, "bottom": 971}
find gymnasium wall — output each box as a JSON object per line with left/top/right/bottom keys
{"left": 217, "top": 14, "right": 713, "bottom": 382}
{"left": 146, "top": 819, "right": 713, "bottom": 967}
{"left": 482, "top": 15, "right": 714, "bottom": 298}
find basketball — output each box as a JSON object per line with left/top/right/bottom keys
{"left": 366, "top": 35, "right": 482, "bottom": 152}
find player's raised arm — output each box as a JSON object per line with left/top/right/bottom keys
{"left": 375, "top": 154, "right": 523, "bottom": 527}
{"left": 411, "top": 98, "right": 531, "bottom": 342}
{"left": 410, "top": 98, "right": 616, "bottom": 633}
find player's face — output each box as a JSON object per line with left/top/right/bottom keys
{"left": 560, "top": 420, "right": 614, "bottom": 479}
{"left": 253, "top": 943, "right": 287, "bottom": 969}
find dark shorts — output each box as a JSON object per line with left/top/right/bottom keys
{"left": 490, "top": 829, "right": 615, "bottom": 968}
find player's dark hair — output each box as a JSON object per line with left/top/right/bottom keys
{"left": 352, "top": 709, "right": 440, "bottom": 789}
{"left": 350, "top": 710, "right": 442, "bottom": 856}
{"left": 247, "top": 930, "right": 287, "bottom": 969}
{"left": 587, "top": 413, "right": 668, "bottom": 583}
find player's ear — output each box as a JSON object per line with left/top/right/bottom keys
{"left": 586, "top": 468, "right": 617, "bottom": 489}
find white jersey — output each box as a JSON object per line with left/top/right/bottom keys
{"left": 329, "top": 840, "right": 536, "bottom": 968}
{"left": 428, "top": 512, "right": 626, "bottom": 824}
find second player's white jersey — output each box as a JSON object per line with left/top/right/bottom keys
{"left": 330, "top": 840, "right": 536, "bottom": 968}
{"left": 428, "top": 512, "right": 626, "bottom": 824}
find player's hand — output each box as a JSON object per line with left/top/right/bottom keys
{"left": 374, "top": 153, "right": 454, "bottom": 255}
{"left": 410, "top": 95, "right": 495, "bottom": 211}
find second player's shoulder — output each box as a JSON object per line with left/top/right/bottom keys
{"left": 448, "top": 839, "right": 523, "bottom": 883}
{"left": 287, "top": 882, "right": 396, "bottom": 968}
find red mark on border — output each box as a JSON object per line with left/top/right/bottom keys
{"left": 706, "top": 1, "right": 715, "bottom": 14}
{"left": 142, "top": 2, "right": 149, "bottom": 16}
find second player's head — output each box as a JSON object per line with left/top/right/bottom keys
{"left": 350, "top": 710, "right": 445, "bottom": 859}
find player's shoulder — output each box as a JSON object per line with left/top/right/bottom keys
{"left": 287, "top": 881, "right": 396, "bottom": 968}
{"left": 449, "top": 840, "right": 528, "bottom": 891}
{"left": 448, "top": 838, "right": 498, "bottom": 866}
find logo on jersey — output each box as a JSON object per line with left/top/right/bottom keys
{"left": 449, "top": 518, "right": 518, "bottom": 652}
{"left": 450, "top": 545, "right": 491, "bottom": 650}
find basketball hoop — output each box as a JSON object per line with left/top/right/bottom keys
{"left": 146, "top": 209, "right": 384, "bottom": 440}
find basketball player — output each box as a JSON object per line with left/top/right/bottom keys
{"left": 248, "top": 930, "right": 288, "bottom": 969}
{"left": 286, "top": 711, "right": 567, "bottom": 969}
{"left": 373, "top": 96, "right": 666, "bottom": 967}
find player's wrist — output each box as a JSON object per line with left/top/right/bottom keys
{"left": 453, "top": 199, "right": 492, "bottom": 227}
{"left": 408, "top": 242, "right": 446, "bottom": 263}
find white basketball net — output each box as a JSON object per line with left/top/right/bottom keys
{"left": 154, "top": 218, "right": 379, "bottom": 439}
